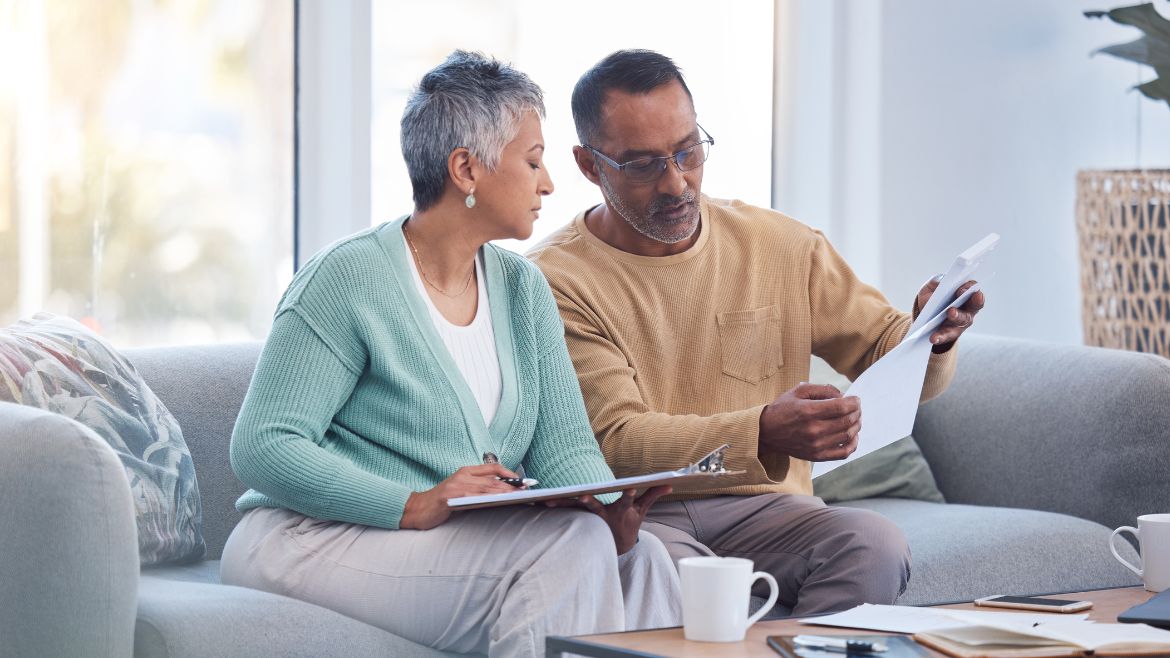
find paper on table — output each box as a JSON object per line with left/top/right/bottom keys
{"left": 800, "top": 603, "right": 1089, "bottom": 635}
{"left": 811, "top": 283, "right": 982, "bottom": 478}
{"left": 935, "top": 610, "right": 1170, "bottom": 650}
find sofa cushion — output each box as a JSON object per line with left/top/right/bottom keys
{"left": 0, "top": 313, "right": 204, "bottom": 565}
{"left": 137, "top": 571, "right": 458, "bottom": 658}
{"left": 839, "top": 498, "right": 1142, "bottom": 606}
{"left": 814, "top": 437, "right": 946, "bottom": 504}
{"left": 142, "top": 560, "right": 223, "bottom": 585}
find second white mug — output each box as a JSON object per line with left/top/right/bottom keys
{"left": 1110, "top": 513, "right": 1170, "bottom": 592}
{"left": 679, "top": 556, "right": 779, "bottom": 642}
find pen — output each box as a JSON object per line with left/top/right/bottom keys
{"left": 793, "top": 635, "right": 887, "bottom": 654}
{"left": 498, "top": 477, "right": 539, "bottom": 488}
{"left": 483, "top": 452, "right": 539, "bottom": 488}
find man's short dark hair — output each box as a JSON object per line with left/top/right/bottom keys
{"left": 571, "top": 49, "right": 693, "bottom": 146}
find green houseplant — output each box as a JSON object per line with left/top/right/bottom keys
{"left": 1076, "top": 2, "right": 1170, "bottom": 358}
{"left": 1085, "top": 2, "right": 1170, "bottom": 108}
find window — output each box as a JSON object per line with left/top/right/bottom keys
{"left": 0, "top": 0, "right": 293, "bottom": 346}
{"left": 370, "top": 0, "right": 774, "bottom": 254}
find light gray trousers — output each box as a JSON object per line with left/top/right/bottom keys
{"left": 643, "top": 494, "right": 911, "bottom": 616}
{"left": 220, "top": 506, "right": 682, "bottom": 657}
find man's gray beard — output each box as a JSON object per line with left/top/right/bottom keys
{"left": 600, "top": 172, "right": 699, "bottom": 245}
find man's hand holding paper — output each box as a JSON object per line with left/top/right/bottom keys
{"left": 806, "top": 233, "right": 998, "bottom": 477}
{"left": 915, "top": 277, "right": 986, "bottom": 353}
{"left": 759, "top": 384, "right": 862, "bottom": 463}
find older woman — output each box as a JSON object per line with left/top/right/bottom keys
{"left": 219, "top": 51, "right": 682, "bottom": 657}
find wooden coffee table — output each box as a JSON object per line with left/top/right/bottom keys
{"left": 546, "top": 586, "right": 1155, "bottom": 657}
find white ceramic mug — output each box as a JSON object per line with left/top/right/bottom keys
{"left": 1110, "top": 513, "right": 1170, "bottom": 592}
{"left": 679, "top": 556, "right": 779, "bottom": 642}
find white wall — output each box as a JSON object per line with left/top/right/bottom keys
{"left": 775, "top": 0, "right": 1170, "bottom": 345}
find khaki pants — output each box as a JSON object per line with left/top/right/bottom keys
{"left": 644, "top": 494, "right": 910, "bottom": 615}
{"left": 220, "top": 506, "right": 681, "bottom": 658}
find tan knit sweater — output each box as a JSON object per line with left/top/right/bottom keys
{"left": 527, "top": 195, "right": 957, "bottom": 498}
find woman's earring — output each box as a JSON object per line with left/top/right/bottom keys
{"left": 465, "top": 189, "right": 476, "bottom": 209}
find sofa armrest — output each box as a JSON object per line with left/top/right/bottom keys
{"left": 0, "top": 402, "right": 138, "bottom": 657}
{"left": 914, "top": 334, "right": 1170, "bottom": 531}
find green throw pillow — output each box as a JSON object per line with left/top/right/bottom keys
{"left": 807, "top": 356, "right": 946, "bottom": 504}
{"left": 0, "top": 313, "right": 205, "bottom": 564}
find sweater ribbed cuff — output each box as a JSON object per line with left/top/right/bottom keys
{"left": 319, "top": 465, "right": 414, "bottom": 529}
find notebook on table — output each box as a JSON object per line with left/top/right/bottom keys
{"left": 912, "top": 612, "right": 1170, "bottom": 658}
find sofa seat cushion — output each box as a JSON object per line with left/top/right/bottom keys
{"left": 837, "top": 499, "right": 1141, "bottom": 606}
{"left": 142, "top": 560, "right": 223, "bottom": 585}
{"left": 137, "top": 567, "right": 459, "bottom": 658}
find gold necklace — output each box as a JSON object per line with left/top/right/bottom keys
{"left": 402, "top": 221, "right": 476, "bottom": 298}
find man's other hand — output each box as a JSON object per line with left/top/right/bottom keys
{"left": 915, "top": 278, "right": 985, "bottom": 353}
{"left": 758, "top": 384, "right": 860, "bottom": 462}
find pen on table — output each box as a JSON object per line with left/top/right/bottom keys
{"left": 793, "top": 635, "right": 887, "bottom": 654}
{"left": 482, "top": 452, "right": 539, "bottom": 489}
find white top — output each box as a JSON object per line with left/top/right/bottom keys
{"left": 405, "top": 244, "right": 503, "bottom": 427}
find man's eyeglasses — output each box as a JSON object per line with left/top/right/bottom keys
{"left": 584, "top": 125, "right": 714, "bottom": 184}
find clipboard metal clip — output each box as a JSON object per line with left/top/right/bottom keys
{"left": 690, "top": 444, "right": 731, "bottom": 474}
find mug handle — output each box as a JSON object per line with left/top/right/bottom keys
{"left": 1110, "top": 526, "right": 1143, "bottom": 577}
{"left": 746, "top": 571, "right": 780, "bottom": 629}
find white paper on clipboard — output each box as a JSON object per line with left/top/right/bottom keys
{"left": 448, "top": 444, "right": 745, "bottom": 510}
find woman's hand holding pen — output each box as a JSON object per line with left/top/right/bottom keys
{"left": 546, "top": 485, "right": 673, "bottom": 556}
{"left": 400, "top": 464, "right": 519, "bottom": 530}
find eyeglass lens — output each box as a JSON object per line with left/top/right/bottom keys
{"left": 623, "top": 141, "right": 710, "bottom": 182}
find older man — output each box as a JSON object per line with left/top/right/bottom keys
{"left": 528, "top": 49, "right": 985, "bottom": 615}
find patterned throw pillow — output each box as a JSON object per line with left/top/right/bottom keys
{"left": 0, "top": 313, "right": 204, "bottom": 565}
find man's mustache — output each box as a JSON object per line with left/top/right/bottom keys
{"left": 649, "top": 190, "right": 697, "bottom": 214}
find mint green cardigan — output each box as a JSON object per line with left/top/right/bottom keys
{"left": 231, "top": 218, "right": 616, "bottom": 529}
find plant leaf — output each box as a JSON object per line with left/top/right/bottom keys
{"left": 1096, "top": 36, "right": 1170, "bottom": 68}
{"left": 1103, "top": 3, "right": 1170, "bottom": 42}
{"left": 1135, "top": 66, "right": 1170, "bottom": 106}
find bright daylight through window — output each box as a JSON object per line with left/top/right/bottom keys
{"left": 370, "top": 0, "right": 773, "bottom": 254}
{"left": 0, "top": 0, "right": 293, "bottom": 346}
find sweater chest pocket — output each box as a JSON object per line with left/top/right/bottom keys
{"left": 716, "top": 305, "right": 783, "bottom": 385}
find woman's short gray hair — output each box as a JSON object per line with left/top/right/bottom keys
{"left": 401, "top": 50, "right": 545, "bottom": 211}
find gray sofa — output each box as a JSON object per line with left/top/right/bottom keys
{"left": 1, "top": 334, "right": 1166, "bottom": 656}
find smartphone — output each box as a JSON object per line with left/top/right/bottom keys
{"left": 974, "top": 594, "right": 1092, "bottom": 613}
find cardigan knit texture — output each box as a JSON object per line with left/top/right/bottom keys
{"left": 232, "top": 217, "right": 616, "bottom": 529}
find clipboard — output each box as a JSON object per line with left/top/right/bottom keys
{"left": 447, "top": 444, "right": 745, "bottom": 510}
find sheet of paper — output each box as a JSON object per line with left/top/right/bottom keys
{"left": 908, "top": 233, "right": 999, "bottom": 336}
{"left": 801, "top": 604, "right": 1088, "bottom": 635}
{"left": 811, "top": 284, "right": 982, "bottom": 478}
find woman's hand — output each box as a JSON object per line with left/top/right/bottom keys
{"left": 547, "top": 485, "right": 672, "bottom": 555}
{"left": 400, "top": 464, "right": 519, "bottom": 530}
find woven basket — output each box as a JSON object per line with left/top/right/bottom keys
{"left": 1075, "top": 169, "right": 1170, "bottom": 357}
